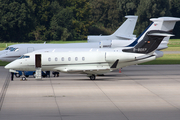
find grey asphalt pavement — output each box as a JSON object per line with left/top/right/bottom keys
{"left": 0, "top": 65, "right": 180, "bottom": 120}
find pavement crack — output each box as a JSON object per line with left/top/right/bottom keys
{"left": 92, "top": 81, "right": 130, "bottom": 120}
{"left": 49, "top": 77, "right": 63, "bottom": 120}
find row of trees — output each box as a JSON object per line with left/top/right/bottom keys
{"left": 0, "top": 0, "right": 180, "bottom": 42}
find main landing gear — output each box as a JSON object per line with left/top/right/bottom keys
{"left": 89, "top": 74, "right": 96, "bottom": 80}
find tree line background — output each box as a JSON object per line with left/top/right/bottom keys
{"left": 0, "top": 0, "right": 180, "bottom": 42}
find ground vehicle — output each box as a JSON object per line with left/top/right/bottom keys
{"left": 15, "top": 71, "right": 48, "bottom": 78}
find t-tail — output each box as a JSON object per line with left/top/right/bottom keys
{"left": 123, "top": 30, "right": 174, "bottom": 54}
{"left": 127, "top": 17, "right": 180, "bottom": 50}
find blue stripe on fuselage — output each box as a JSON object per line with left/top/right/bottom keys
{"left": 126, "top": 22, "right": 154, "bottom": 47}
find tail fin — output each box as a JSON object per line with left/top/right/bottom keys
{"left": 111, "top": 15, "right": 138, "bottom": 39}
{"left": 154, "top": 17, "right": 180, "bottom": 50}
{"left": 87, "top": 15, "right": 138, "bottom": 42}
{"left": 123, "top": 30, "right": 174, "bottom": 54}
{"left": 127, "top": 17, "right": 180, "bottom": 48}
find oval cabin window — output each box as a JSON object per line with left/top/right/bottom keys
{"left": 68, "top": 57, "right": 71, "bottom": 61}
{"left": 48, "top": 57, "right": 51, "bottom": 61}
{"left": 61, "top": 57, "right": 64, "bottom": 61}
{"left": 55, "top": 57, "right": 58, "bottom": 61}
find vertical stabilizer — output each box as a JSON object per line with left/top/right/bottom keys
{"left": 123, "top": 30, "right": 174, "bottom": 54}
{"left": 88, "top": 15, "right": 138, "bottom": 42}
{"left": 112, "top": 16, "right": 138, "bottom": 39}
{"left": 127, "top": 17, "right": 180, "bottom": 48}
{"left": 152, "top": 17, "right": 180, "bottom": 50}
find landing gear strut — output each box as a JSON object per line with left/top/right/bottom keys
{"left": 21, "top": 71, "right": 27, "bottom": 81}
{"left": 89, "top": 74, "right": 96, "bottom": 80}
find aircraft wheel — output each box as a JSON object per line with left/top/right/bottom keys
{"left": 25, "top": 75, "right": 29, "bottom": 77}
{"left": 15, "top": 73, "right": 20, "bottom": 78}
{"left": 22, "top": 77, "right": 26, "bottom": 81}
{"left": 89, "top": 75, "right": 96, "bottom": 80}
{"left": 33, "top": 73, "right": 36, "bottom": 78}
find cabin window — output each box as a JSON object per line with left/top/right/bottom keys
{"left": 9, "top": 47, "right": 13, "bottom": 51}
{"left": 68, "top": 57, "right": 71, "bottom": 61}
{"left": 48, "top": 57, "right": 51, "bottom": 61}
{"left": 24, "top": 56, "right": 30, "bottom": 58}
{"left": 18, "top": 55, "right": 24, "bottom": 59}
{"left": 55, "top": 57, "right": 58, "bottom": 61}
{"left": 75, "top": 57, "right": 78, "bottom": 61}
{"left": 18, "top": 55, "right": 30, "bottom": 59}
{"left": 14, "top": 48, "right": 19, "bottom": 52}
{"left": 5, "top": 47, "right": 9, "bottom": 50}
{"left": 61, "top": 57, "right": 64, "bottom": 61}
{"left": 82, "top": 57, "right": 85, "bottom": 61}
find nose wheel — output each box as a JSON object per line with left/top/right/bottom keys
{"left": 21, "top": 71, "right": 27, "bottom": 81}
{"left": 89, "top": 74, "right": 96, "bottom": 80}
{"left": 21, "top": 77, "right": 27, "bottom": 81}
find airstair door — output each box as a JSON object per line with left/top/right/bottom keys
{"left": 35, "top": 54, "right": 42, "bottom": 79}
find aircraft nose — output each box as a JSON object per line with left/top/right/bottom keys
{"left": 4, "top": 62, "right": 17, "bottom": 70}
{"left": 0, "top": 51, "right": 5, "bottom": 56}
{"left": 5, "top": 63, "right": 12, "bottom": 69}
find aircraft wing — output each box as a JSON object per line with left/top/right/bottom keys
{"left": 53, "top": 66, "right": 111, "bottom": 74}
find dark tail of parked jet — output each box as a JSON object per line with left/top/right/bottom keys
{"left": 122, "top": 30, "right": 173, "bottom": 54}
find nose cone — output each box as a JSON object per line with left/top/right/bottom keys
{"left": 5, "top": 62, "right": 13, "bottom": 69}
{"left": 0, "top": 50, "right": 5, "bottom": 56}
{"left": 4, "top": 61, "right": 17, "bottom": 70}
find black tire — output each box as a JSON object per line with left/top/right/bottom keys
{"left": 22, "top": 77, "right": 26, "bottom": 81}
{"left": 25, "top": 75, "right": 29, "bottom": 77}
{"left": 33, "top": 72, "right": 36, "bottom": 78}
{"left": 89, "top": 74, "right": 96, "bottom": 80}
{"left": 15, "top": 73, "right": 21, "bottom": 78}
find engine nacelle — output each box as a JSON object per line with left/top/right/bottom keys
{"left": 153, "top": 51, "right": 164, "bottom": 58}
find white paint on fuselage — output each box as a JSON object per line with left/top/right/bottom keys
{"left": 5, "top": 48, "right": 148, "bottom": 75}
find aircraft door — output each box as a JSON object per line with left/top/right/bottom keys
{"left": 35, "top": 54, "right": 42, "bottom": 79}
{"left": 35, "top": 54, "right": 41, "bottom": 68}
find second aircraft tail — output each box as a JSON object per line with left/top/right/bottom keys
{"left": 123, "top": 30, "right": 174, "bottom": 54}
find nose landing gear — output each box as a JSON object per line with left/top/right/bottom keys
{"left": 21, "top": 71, "right": 27, "bottom": 81}
{"left": 21, "top": 77, "right": 27, "bottom": 81}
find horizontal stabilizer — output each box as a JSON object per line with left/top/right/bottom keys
{"left": 148, "top": 33, "right": 174, "bottom": 37}
{"left": 116, "top": 35, "right": 134, "bottom": 40}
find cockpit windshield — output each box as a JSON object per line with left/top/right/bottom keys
{"left": 5, "top": 47, "right": 9, "bottom": 50}
{"left": 18, "top": 55, "right": 30, "bottom": 59}
{"left": 5, "top": 47, "right": 19, "bottom": 52}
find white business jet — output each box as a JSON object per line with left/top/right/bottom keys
{"left": 5, "top": 29, "right": 174, "bottom": 80}
{"left": 0, "top": 16, "right": 138, "bottom": 62}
